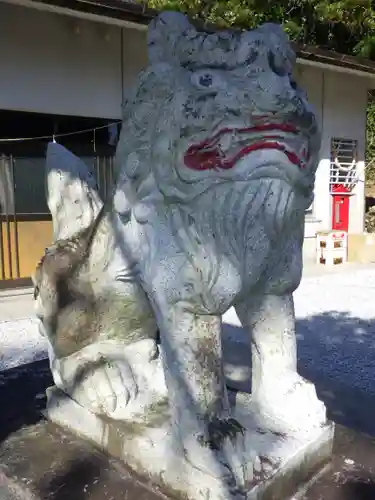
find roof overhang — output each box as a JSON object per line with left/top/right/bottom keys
{"left": 295, "top": 44, "right": 375, "bottom": 79}
{"left": 2, "top": 0, "right": 375, "bottom": 79}
{"left": 0, "top": 0, "right": 152, "bottom": 30}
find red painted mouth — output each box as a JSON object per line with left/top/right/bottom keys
{"left": 184, "top": 123, "right": 307, "bottom": 172}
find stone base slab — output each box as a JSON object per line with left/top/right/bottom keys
{"left": 45, "top": 386, "right": 334, "bottom": 500}
{"left": 2, "top": 416, "right": 372, "bottom": 500}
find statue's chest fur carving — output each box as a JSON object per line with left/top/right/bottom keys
{"left": 129, "top": 180, "right": 304, "bottom": 316}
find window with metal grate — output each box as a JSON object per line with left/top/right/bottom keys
{"left": 329, "top": 138, "right": 358, "bottom": 194}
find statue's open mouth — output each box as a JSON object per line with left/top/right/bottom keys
{"left": 184, "top": 123, "right": 308, "bottom": 172}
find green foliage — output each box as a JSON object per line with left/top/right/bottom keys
{"left": 366, "top": 95, "right": 375, "bottom": 186}
{"left": 147, "top": 0, "right": 375, "bottom": 57}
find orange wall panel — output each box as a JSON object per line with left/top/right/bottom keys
{"left": 1, "top": 220, "right": 53, "bottom": 279}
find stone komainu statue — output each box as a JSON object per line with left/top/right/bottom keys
{"left": 33, "top": 11, "right": 327, "bottom": 500}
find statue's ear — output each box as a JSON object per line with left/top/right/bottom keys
{"left": 148, "top": 11, "right": 194, "bottom": 64}
{"left": 45, "top": 142, "right": 103, "bottom": 241}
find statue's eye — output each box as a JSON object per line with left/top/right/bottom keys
{"left": 191, "top": 71, "right": 223, "bottom": 91}
{"left": 199, "top": 74, "right": 213, "bottom": 87}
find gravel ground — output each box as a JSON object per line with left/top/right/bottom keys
{"left": 0, "top": 318, "right": 47, "bottom": 372}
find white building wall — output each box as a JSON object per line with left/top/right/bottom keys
{"left": 121, "top": 28, "right": 148, "bottom": 96}
{"left": 296, "top": 66, "right": 329, "bottom": 231}
{"left": 0, "top": 1, "right": 147, "bottom": 119}
{"left": 323, "top": 71, "right": 368, "bottom": 234}
{"left": 296, "top": 64, "right": 370, "bottom": 260}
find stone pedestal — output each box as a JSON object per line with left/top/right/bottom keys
{"left": 45, "top": 385, "right": 334, "bottom": 500}
{"left": 0, "top": 416, "right": 372, "bottom": 500}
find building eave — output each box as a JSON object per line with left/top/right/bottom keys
{"left": 0, "top": 0, "right": 153, "bottom": 30}
{"left": 294, "top": 43, "right": 375, "bottom": 79}
{"left": 2, "top": 0, "right": 375, "bottom": 78}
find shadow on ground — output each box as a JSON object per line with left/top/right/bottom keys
{"left": 37, "top": 458, "right": 101, "bottom": 500}
{"left": 223, "top": 311, "right": 375, "bottom": 437}
{"left": 342, "top": 479, "right": 375, "bottom": 500}
{"left": 297, "top": 311, "right": 375, "bottom": 436}
{"left": 0, "top": 359, "right": 52, "bottom": 441}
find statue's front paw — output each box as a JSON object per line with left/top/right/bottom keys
{"left": 71, "top": 357, "right": 137, "bottom": 419}
{"left": 183, "top": 417, "right": 251, "bottom": 494}
{"left": 253, "top": 373, "right": 327, "bottom": 435}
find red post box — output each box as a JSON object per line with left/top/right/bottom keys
{"left": 331, "top": 185, "right": 350, "bottom": 232}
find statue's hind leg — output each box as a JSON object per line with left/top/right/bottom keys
{"left": 36, "top": 246, "right": 164, "bottom": 421}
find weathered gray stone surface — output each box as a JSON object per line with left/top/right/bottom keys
{"left": 33, "top": 10, "right": 332, "bottom": 500}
